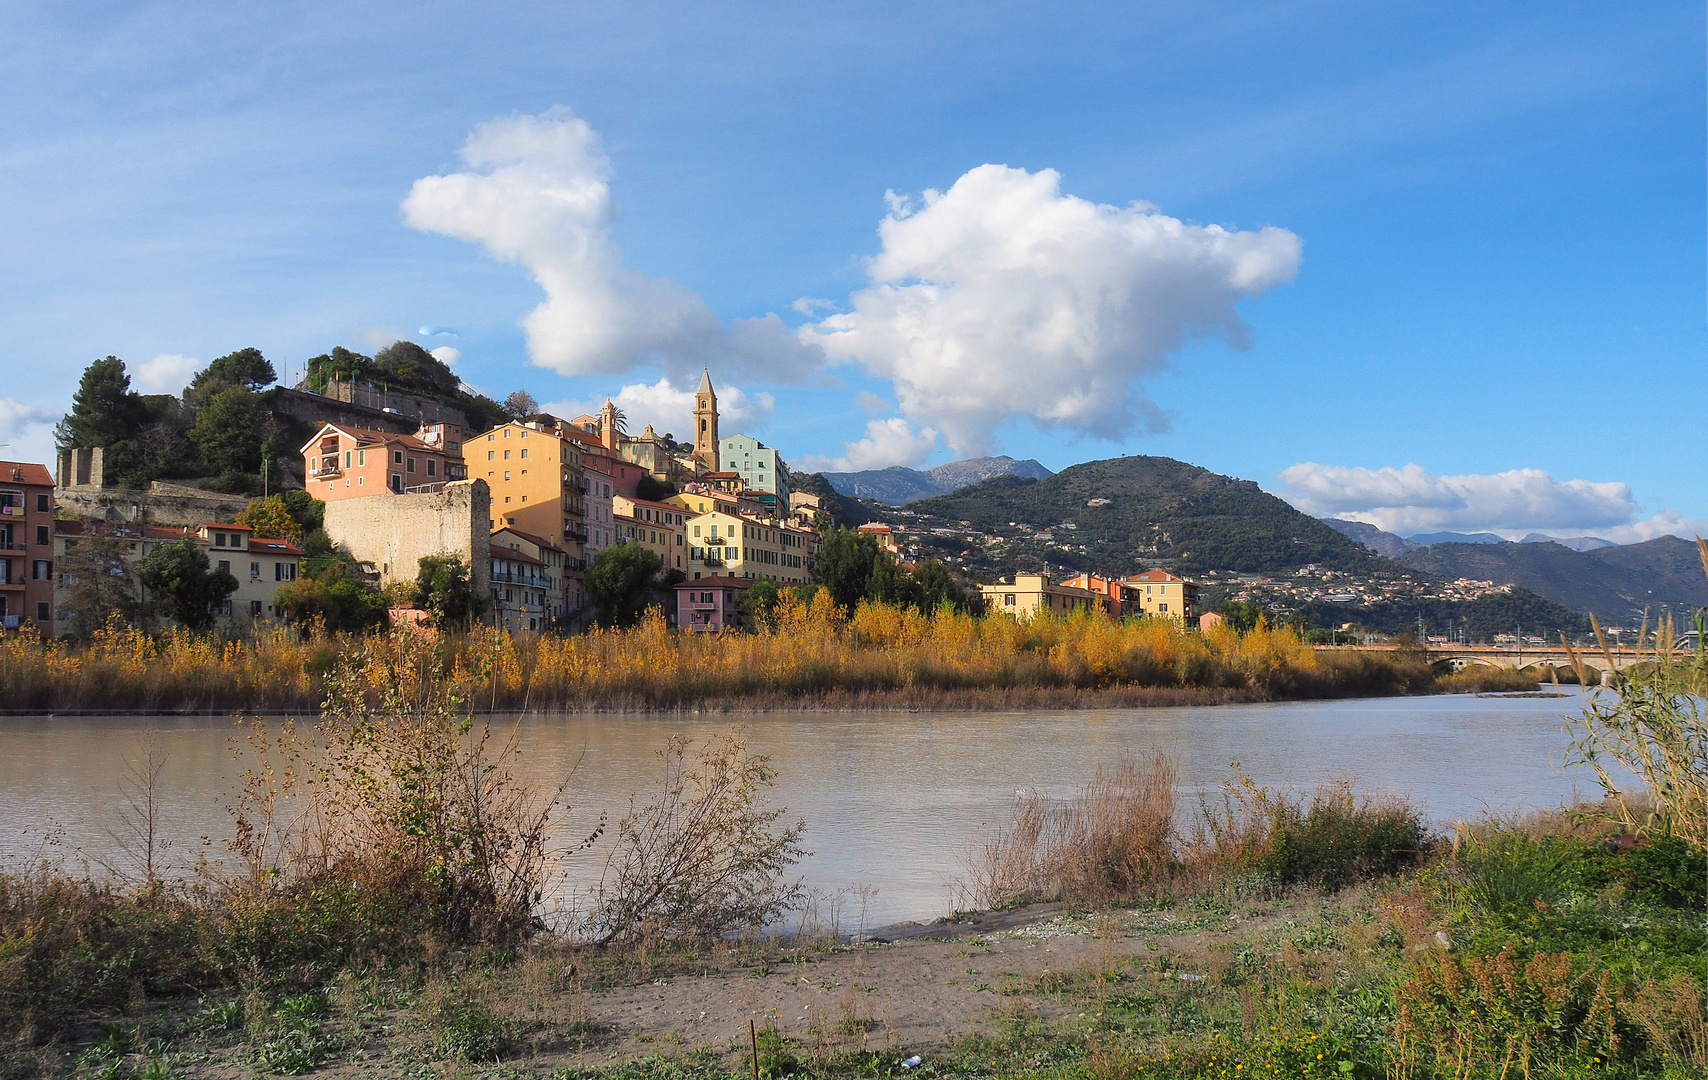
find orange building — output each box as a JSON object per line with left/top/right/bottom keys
{"left": 301, "top": 422, "right": 466, "bottom": 500}
{"left": 0, "top": 461, "right": 56, "bottom": 632}
{"left": 470, "top": 422, "right": 590, "bottom": 607}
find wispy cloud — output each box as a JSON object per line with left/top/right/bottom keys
{"left": 134, "top": 352, "right": 203, "bottom": 393}
{"left": 796, "top": 417, "right": 938, "bottom": 473}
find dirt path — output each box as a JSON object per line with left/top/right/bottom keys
{"left": 559, "top": 903, "right": 1258, "bottom": 1068}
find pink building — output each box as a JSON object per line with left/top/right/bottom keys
{"left": 674, "top": 576, "right": 752, "bottom": 632}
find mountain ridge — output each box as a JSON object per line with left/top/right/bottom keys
{"left": 821, "top": 456, "right": 1053, "bottom": 504}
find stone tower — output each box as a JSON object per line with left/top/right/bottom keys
{"left": 693, "top": 369, "right": 719, "bottom": 471}
{"left": 599, "top": 399, "right": 619, "bottom": 450}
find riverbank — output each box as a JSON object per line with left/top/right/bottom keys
{"left": 0, "top": 605, "right": 1535, "bottom": 715}
{"left": 7, "top": 809, "right": 1701, "bottom": 1080}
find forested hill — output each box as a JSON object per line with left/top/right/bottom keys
{"left": 1399, "top": 537, "right": 1708, "bottom": 624}
{"left": 905, "top": 455, "right": 1385, "bottom": 574}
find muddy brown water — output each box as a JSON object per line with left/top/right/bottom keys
{"left": 0, "top": 691, "right": 1616, "bottom": 929}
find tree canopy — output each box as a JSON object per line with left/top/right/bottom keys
{"left": 589, "top": 543, "right": 666, "bottom": 628}
{"left": 138, "top": 539, "right": 238, "bottom": 632}
{"left": 413, "top": 554, "right": 485, "bottom": 629}
{"left": 810, "top": 527, "right": 978, "bottom": 615}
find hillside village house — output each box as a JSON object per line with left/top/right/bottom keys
{"left": 302, "top": 422, "right": 466, "bottom": 500}
{"left": 1059, "top": 572, "right": 1136, "bottom": 618}
{"left": 1122, "top": 569, "right": 1198, "bottom": 621}
{"left": 674, "top": 576, "right": 750, "bottom": 632}
{"left": 51, "top": 519, "right": 300, "bottom": 634}
{"left": 685, "top": 511, "right": 811, "bottom": 584}
{"left": 612, "top": 495, "right": 689, "bottom": 573}
{"left": 490, "top": 526, "right": 572, "bottom": 629}
{"left": 0, "top": 461, "right": 56, "bottom": 632}
{"left": 472, "top": 421, "right": 589, "bottom": 584}
{"left": 980, "top": 574, "right": 1105, "bottom": 617}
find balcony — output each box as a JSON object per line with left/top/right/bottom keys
{"left": 311, "top": 457, "right": 341, "bottom": 479}
{"left": 0, "top": 505, "right": 24, "bottom": 517}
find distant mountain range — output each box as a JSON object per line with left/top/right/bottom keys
{"left": 821, "top": 456, "right": 1054, "bottom": 504}
{"left": 1398, "top": 537, "right": 1708, "bottom": 625}
{"left": 1324, "top": 520, "right": 1620, "bottom": 556}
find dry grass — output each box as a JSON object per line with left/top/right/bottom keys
{"left": 971, "top": 755, "right": 1431, "bottom": 909}
{"left": 0, "top": 598, "right": 1438, "bottom": 713}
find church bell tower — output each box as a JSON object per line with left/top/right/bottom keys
{"left": 693, "top": 369, "right": 720, "bottom": 471}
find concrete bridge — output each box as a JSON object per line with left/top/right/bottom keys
{"left": 1314, "top": 642, "right": 1685, "bottom": 677}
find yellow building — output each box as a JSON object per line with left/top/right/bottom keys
{"left": 685, "top": 511, "right": 810, "bottom": 584}
{"left": 472, "top": 421, "right": 589, "bottom": 587}
{"left": 979, "top": 573, "right": 1106, "bottom": 617}
{"left": 1119, "top": 569, "right": 1198, "bottom": 622}
{"left": 612, "top": 495, "right": 688, "bottom": 573}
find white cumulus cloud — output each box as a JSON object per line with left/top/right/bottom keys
{"left": 134, "top": 353, "right": 204, "bottom": 393}
{"left": 803, "top": 165, "right": 1302, "bottom": 456}
{"left": 1273, "top": 461, "right": 1682, "bottom": 538}
{"left": 429, "top": 346, "right": 461, "bottom": 366}
{"left": 542, "top": 376, "right": 773, "bottom": 441}
{"left": 403, "top": 108, "right": 821, "bottom": 382}
{"left": 797, "top": 418, "right": 939, "bottom": 473}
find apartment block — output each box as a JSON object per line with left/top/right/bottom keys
{"left": 612, "top": 495, "right": 688, "bottom": 574}
{"left": 0, "top": 461, "right": 57, "bottom": 632}
{"left": 716, "top": 433, "right": 790, "bottom": 506}
{"left": 1120, "top": 569, "right": 1198, "bottom": 622}
{"left": 685, "top": 511, "right": 811, "bottom": 584}
{"left": 979, "top": 573, "right": 1106, "bottom": 617}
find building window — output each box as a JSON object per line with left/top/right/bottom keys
{"left": 276, "top": 562, "right": 297, "bottom": 581}
{"left": 251, "top": 600, "right": 264, "bottom": 617}
{"left": 504, "top": 471, "right": 511, "bottom": 481}
{"left": 217, "top": 560, "right": 230, "bottom": 574}
{"left": 407, "top": 457, "right": 416, "bottom": 473}
{"left": 214, "top": 532, "right": 226, "bottom": 547}
{"left": 357, "top": 450, "right": 365, "bottom": 466}
{"left": 488, "top": 450, "right": 495, "bottom": 460}
{"left": 250, "top": 561, "right": 260, "bottom": 579}
{"left": 35, "top": 493, "right": 49, "bottom": 512}
{"left": 427, "top": 460, "right": 437, "bottom": 477}
{"left": 344, "top": 450, "right": 352, "bottom": 468}
{"left": 32, "top": 560, "right": 51, "bottom": 580}
{"left": 1005, "top": 594, "right": 1015, "bottom": 606}
{"left": 1158, "top": 603, "right": 1168, "bottom": 612}
{"left": 520, "top": 448, "right": 528, "bottom": 459}
{"left": 394, "top": 450, "right": 404, "bottom": 464}
{"left": 36, "top": 602, "right": 50, "bottom": 621}
{"left": 35, "top": 525, "right": 49, "bottom": 546}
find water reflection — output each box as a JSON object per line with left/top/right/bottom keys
{"left": 0, "top": 692, "right": 1606, "bottom": 927}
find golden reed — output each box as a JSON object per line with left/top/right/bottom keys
{"left": 0, "top": 594, "right": 1434, "bottom": 713}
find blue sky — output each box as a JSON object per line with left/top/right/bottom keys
{"left": 2, "top": 1, "right": 1702, "bottom": 541}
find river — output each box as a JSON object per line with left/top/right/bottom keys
{"left": 0, "top": 691, "right": 1613, "bottom": 929}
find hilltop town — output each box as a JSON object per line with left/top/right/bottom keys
{"left": 6, "top": 349, "right": 1235, "bottom": 640}
{"left": 0, "top": 346, "right": 1642, "bottom": 645}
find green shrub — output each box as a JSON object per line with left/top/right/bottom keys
{"left": 434, "top": 1002, "right": 510, "bottom": 1062}
{"left": 1205, "top": 776, "right": 1428, "bottom": 892}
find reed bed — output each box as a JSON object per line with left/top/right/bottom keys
{"left": 0, "top": 596, "right": 1439, "bottom": 713}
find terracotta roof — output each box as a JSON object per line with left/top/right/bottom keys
{"left": 300, "top": 423, "right": 440, "bottom": 455}
{"left": 493, "top": 547, "right": 544, "bottom": 567}
{"left": 248, "top": 539, "right": 303, "bottom": 556}
{"left": 492, "top": 526, "right": 565, "bottom": 553}
{"left": 0, "top": 461, "right": 53, "bottom": 486}
{"left": 674, "top": 576, "right": 753, "bottom": 589}
{"left": 618, "top": 496, "right": 688, "bottom": 513}
{"left": 58, "top": 521, "right": 191, "bottom": 541}
{"left": 1124, "top": 569, "right": 1186, "bottom": 583}
{"left": 201, "top": 522, "right": 253, "bottom": 532}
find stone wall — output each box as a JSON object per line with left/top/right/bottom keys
{"left": 56, "top": 485, "right": 251, "bottom": 526}
{"left": 322, "top": 479, "right": 491, "bottom": 611}
{"left": 268, "top": 386, "right": 468, "bottom": 434}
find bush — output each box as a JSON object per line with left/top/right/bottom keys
{"left": 433, "top": 1001, "right": 510, "bottom": 1061}
{"left": 1205, "top": 775, "right": 1429, "bottom": 891}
